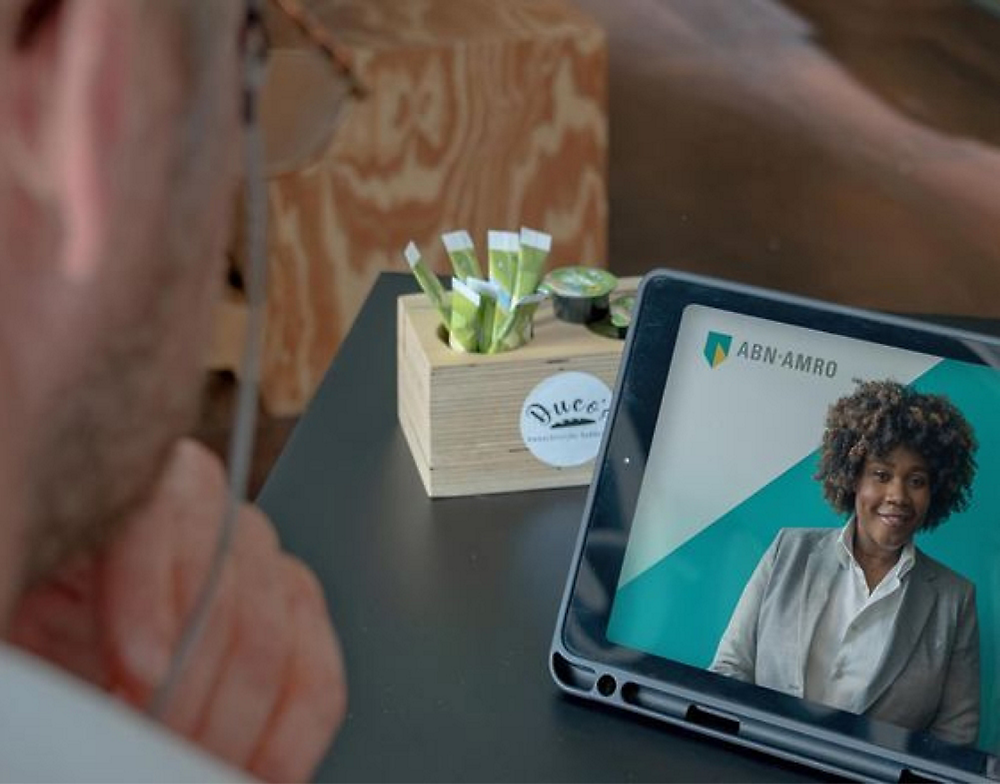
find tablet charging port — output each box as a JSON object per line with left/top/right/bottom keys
{"left": 596, "top": 674, "right": 617, "bottom": 697}
{"left": 685, "top": 704, "right": 740, "bottom": 736}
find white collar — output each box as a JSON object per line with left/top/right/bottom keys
{"left": 836, "top": 518, "right": 916, "bottom": 581}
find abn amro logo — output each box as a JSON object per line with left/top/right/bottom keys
{"left": 704, "top": 331, "right": 732, "bottom": 368}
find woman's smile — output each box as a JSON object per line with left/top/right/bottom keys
{"left": 877, "top": 508, "right": 914, "bottom": 528}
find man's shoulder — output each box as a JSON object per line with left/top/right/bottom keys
{"left": 0, "top": 644, "right": 248, "bottom": 782}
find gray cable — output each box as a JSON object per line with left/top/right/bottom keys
{"left": 148, "top": 7, "right": 269, "bottom": 718}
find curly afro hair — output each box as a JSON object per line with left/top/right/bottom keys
{"left": 814, "top": 379, "right": 977, "bottom": 531}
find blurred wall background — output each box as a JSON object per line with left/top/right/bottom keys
{"left": 574, "top": 0, "right": 1000, "bottom": 316}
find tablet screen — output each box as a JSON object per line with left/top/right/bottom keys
{"left": 554, "top": 271, "right": 1000, "bottom": 779}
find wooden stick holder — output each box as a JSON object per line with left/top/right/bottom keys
{"left": 397, "top": 279, "right": 638, "bottom": 497}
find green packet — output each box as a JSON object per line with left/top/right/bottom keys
{"left": 441, "top": 230, "right": 483, "bottom": 281}
{"left": 511, "top": 290, "right": 548, "bottom": 345}
{"left": 488, "top": 230, "right": 519, "bottom": 297}
{"left": 488, "top": 291, "right": 548, "bottom": 354}
{"left": 448, "top": 277, "right": 481, "bottom": 353}
{"left": 465, "top": 277, "right": 506, "bottom": 354}
{"left": 513, "top": 227, "right": 552, "bottom": 299}
{"left": 610, "top": 294, "right": 635, "bottom": 329}
{"left": 488, "top": 231, "right": 520, "bottom": 347}
{"left": 588, "top": 293, "right": 636, "bottom": 340}
{"left": 404, "top": 242, "right": 450, "bottom": 325}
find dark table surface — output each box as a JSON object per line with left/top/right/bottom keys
{"left": 257, "top": 272, "right": 999, "bottom": 782}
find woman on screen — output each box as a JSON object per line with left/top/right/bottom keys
{"left": 710, "top": 379, "right": 981, "bottom": 745}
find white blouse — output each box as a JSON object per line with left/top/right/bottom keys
{"left": 804, "top": 520, "right": 915, "bottom": 713}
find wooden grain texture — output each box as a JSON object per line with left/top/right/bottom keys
{"left": 253, "top": 0, "right": 608, "bottom": 415}
{"left": 398, "top": 277, "right": 638, "bottom": 498}
{"left": 208, "top": 286, "right": 249, "bottom": 373}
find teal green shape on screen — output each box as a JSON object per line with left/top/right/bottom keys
{"left": 607, "top": 358, "right": 1000, "bottom": 751}
{"left": 912, "top": 360, "right": 1000, "bottom": 753}
{"left": 606, "top": 449, "right": 838, "bottom": 667}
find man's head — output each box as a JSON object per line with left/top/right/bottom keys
{"left": 0, "top": 0, "right": 244, "bottom": 608}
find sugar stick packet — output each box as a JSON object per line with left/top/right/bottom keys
{"left": 441, "top": 230, "right": 483, "bottom": 281}
{"left": 513, "top": 227, "right": 552, "bottom": 299}
{"left": 505, "top": 227, "right": 552, "bottom": 349}
{"left": 487, "top": 230, "right": 519, "bottom": 299}
{"left": 489, "top": 291, "right": 547, "bottom": 354}
{"left": 466, "top": 278, "right": 505, "bottom": 354}
{"left": 449, "top": 277, "right": 481, "bottom": 353}
{"left": 511, "top": 289, "right": 548, "bottom": 346}
{"left": 488, "top": 230, "right": 520, "bottom": 347}
{"left": 404, "top": 241, "right": 450, "bottom": 325}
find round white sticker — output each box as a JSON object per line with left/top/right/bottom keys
{"left": 520, "top": 371, "right": 612, "bottom": 468}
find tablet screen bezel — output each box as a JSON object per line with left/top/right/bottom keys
{"left": 551, "top": 269, "right": 1000, "bottom": 782}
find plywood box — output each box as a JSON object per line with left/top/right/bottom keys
{"left": 397, "top": 278, "right": 637, "bottom": 497}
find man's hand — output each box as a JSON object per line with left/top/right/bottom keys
{"left": 7, "top": 439, "right": 347, "bottom": 782}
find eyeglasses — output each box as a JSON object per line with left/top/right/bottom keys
{"left": 271, "top": 0, "right": 364, "bottom": 99}
{"left": 259, "top": 0, "right": 364, "bottom": 176}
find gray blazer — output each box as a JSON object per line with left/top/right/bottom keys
{"left": 710, "top": 527, "right": 981, "bottom": 745}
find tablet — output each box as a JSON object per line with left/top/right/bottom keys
{"left": 550, "top": 269, "right": 1000, "bottom": 783}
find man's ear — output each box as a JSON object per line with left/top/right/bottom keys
{"left": 6, "top": 0, "right": 137, "bottom": 281}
